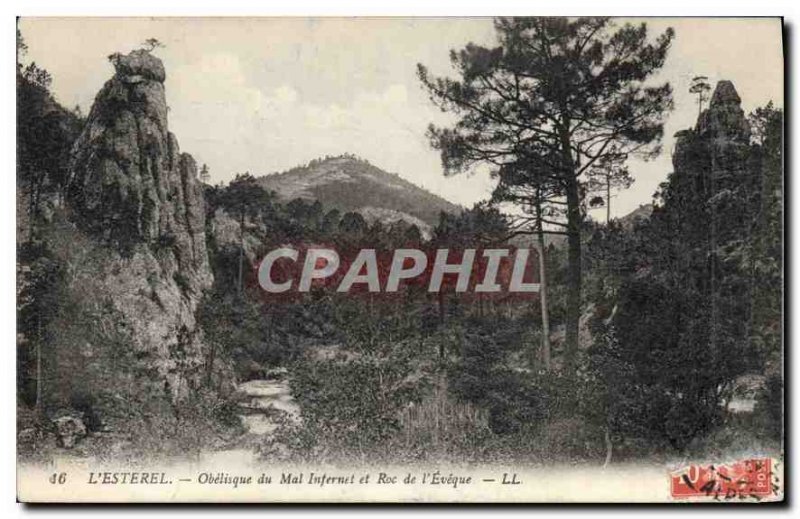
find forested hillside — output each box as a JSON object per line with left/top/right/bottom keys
{"left": 258, "top": 154, "right": 462, "bottom": 230}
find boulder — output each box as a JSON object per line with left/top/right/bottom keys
{"left": 108, "top": 49, "right": 166, "bottom": 83}
{"left": 17, "top": 428, "right": 38, "bottom": 447}
{"left": 53, "top": 415, "right": 87, "bottom": 449}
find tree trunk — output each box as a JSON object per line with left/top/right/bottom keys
{"left": 536, "top": 200, "right": 551, "bottom": 371}
{"left": 437, "top": 291, "right": 445, "bottom": 359}
{"left": 35, "top": 318, "right": 43, "bottom": 416}
{"left": 28, "top": 179, "right": 41, "bottom": 244}
{"left": 603, "top": 427, "right": 613, "bottom": 469}
{"left": 237, "top": 211, "right": 245, "bottom": 294}
{"left": 28, "top": 186, "right": 35, "bottom": 244}
{"left": 205, "top": 342, "right": 216, "bottom": 387}
{"left": 606, "top": 174, "right": 611, "bottom": 224}
{"left": 564, "top": 176, "right": 582, "bottom": 372}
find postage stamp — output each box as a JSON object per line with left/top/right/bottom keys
{"left": 670, "top": 458, "right": 779, "bottom": 501}
{"left": 15, "top": 16, "right": 784, "bottom": 504}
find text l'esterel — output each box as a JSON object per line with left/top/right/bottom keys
{"left": 254, "top": 245, "right": 540, "bottom": 297}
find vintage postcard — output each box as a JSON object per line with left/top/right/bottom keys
{"left": 15, "top": 17, "right": 784, "bottom": 503}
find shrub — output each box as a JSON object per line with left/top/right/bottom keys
{"left": 261, "top": 342, "right": 422, "bottom": 464}
{"left": 587, "top": 276, "right": 734, "bottom": 451}
{"left": 754, "top": 373, "right": 783, "bottom": 441}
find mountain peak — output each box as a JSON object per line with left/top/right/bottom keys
{"left": 257, "top": 156, "right": 461, "bottom": 228}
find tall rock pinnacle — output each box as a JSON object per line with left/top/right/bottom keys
{"left": 68, "top": 49, "right": 209, "bottom": 280}
{"left": 671, "top": 79, "right": 757, "bottom": 264}
{"left": 697, "top": 80, "right": 751, "bottom": 144}
{"left": 66, "top": 49, "right": 213, "bottom": 399}
{"left": 674, "top": 80, "right": 752, "bottom": 174}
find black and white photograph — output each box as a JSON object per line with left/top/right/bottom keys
{"left": 12, "top": 13, "right": 785, "bottom": 504}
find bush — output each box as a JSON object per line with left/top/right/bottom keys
{"left": 754, "top": 373, "right": 783, "bottom": 441}
{"left": 390, "top": 379, "right": 494, "bottom": 464}
{"left": 261, "top": 346, "right": 421, "bottom": 464}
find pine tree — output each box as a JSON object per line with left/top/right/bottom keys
{"left": 219, "top": 173, "right": 272, "bottom": 293}
{"left": 418, "top": 17, "right": 674, "bottom": 370}
{"left": 586, "top": 153, "right": 634, "bottom": 224}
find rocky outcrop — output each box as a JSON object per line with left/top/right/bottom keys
{"left": 69, "top": 49, "right": 208, "bottom": 269}
{"left": 675, "top": 81, "right": 752, "bottom": 173}
{"left": 673, "top": 80, "right": 756, "bottom": 246}
{"left": 665, "top": 80, "right": 761, "bottom": 369}
{"left": 697, "top": 80, "right": 751, "bottom": 144}
{"left": 53, "top": 414, "right": 87, "bottom": 449}
{"left": 66, "top": 49, "right": 213, "bottom": 399}
{"left": 209, "top": 208, "right": 265, "bottom": 264}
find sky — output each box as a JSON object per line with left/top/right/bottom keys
{"left": 18, "top": 17, "right": 783, "bottom": 219}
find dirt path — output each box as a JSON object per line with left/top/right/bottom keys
{"left": 236, "top": 376, "right": 300, "bottom": 435}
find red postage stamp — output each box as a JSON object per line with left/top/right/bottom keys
{"left": 670, "top": 458, "right": 776, "bottom": 500}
